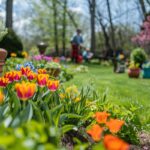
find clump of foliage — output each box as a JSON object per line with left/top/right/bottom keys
{"left": 130, "top": 48, "right": 147, "bottom": 66}
{"left": 0, "top": 29, "right": 23, "bottom": 57}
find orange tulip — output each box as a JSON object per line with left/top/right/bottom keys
{"left": 37, "top": 74, "right": 49, "bottom": 87}
{"left": 38, "top": 69, "right": 47, "bottom": 74}
{"left": 104, "top": 135, "right": 129, "bottom": 150}
{"left": 27, "top": 72, "right": 37, "bottom": 81}
{"left": 0, "top": 91, "right": 4, "bottom": 104}
{"left": 15, "top": 81, "right": 36, "bottom": 101}
{"left": 94, "top": 112, "right": 110, "bottom": 124}
{"left": 47, "top": 80, "right": 59, "bottom": 92}
{"left": 13, "top": 71, "right": 22, "bottom": 81}
{"left": 4, "top": 72, "right": 14, "bottom": 82}
{"left": 21, "top": 67, "right": 31, "bottom": 76}
{"left": 4, "top": 71, "right": 22, "bottom": 82}
{"left": 0, "top": 77, "right": 9, "bottom": 87}
{"left": 87, "top": 124, "right": 103, "bottom": 142}
{"left": 106, "top": 119, "right": 125, "bottom": 133}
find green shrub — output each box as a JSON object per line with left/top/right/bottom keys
{"left": 0, "top": 29, "right": 23, "bottom": 57}
{"left": 130, "top": 48, "right": 147, "bottom": 66}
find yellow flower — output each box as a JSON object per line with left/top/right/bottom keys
{"left": 21, "top": 51, "right": 28, "bottom": 58}
{"left": 0, "top": 90, "right": 4, "bottom": 104}
{"left": 74, "top": 97, "right": 81, "bottom": 102}
{"left": 11, "top": 53, "right": 17, "bottom": 57}
{"left": 65, "top": 85, "right": 79, "bottom": 94}
{"left": 59, "top": 93, "right": 66, "bottom": 99}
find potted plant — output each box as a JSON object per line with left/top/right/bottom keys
{"left": 37, "top": 42, "right": 48, "bottom": 55}
{"left": 130, "top": 48, "right": 147, "bottom": 67}
{"left": 128, "top": 62, "right": 140, "bottom": 78}
{"left": 45, "top": 62, "right": 61, "bottom": 77}
{"left": 0, "top": 21, "right": 7, "bottom": 75}
{"left": 142, "top": 62, "right": 150, "bottom": 78}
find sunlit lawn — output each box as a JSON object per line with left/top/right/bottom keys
{"left": 65, "top": 64, "right": 150, "bottom": 131}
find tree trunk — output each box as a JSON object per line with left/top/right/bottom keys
{"left": 106, "top": 0, "right": 117, "bottom": 72}
{"left": 62, "top": 0, "right": 67, "bottom": 56}
{"left": 6, "top": 0, "right": 13, "bottom": 29}
{"left": 88, "top": 0, "right": 96, "bottom": 54}
{"left": 52, "top": 0, "right": 59, "bottom": 55}
{"left": 139, "top": 0, "right": 147, "bottom": 19}
{"left": 97, "top": 12, "right": 111, "bottom": 50}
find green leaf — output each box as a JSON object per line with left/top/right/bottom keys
{"left": 20, "top": 102, "right": 33, "bottom": 122}
{"left": 0, "top": 135, "right": 15, "bottom": 145}
{"left": 50, "top": 104, "right": 63, "bottom": 127}
{"left": 60, "top": 113, "right": 82, "bottom": 124}
{"left": 11, "top": 102, "right": 33, "bottom": 127}
{"left": 61, "top": 125, "right": 77, "bottom": 134}
{"left": 31, "top": 101, "right": 44, "bottom": 123}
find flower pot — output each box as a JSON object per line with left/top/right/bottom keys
{"left": 0, "top": 49, "right": 7, "bottom": 75}
{"left": 142, "top": 68, "right": 150, "bottom": 78}
{"left": 128, "top": 68, "right": 140, "bottom": 78}
{"left": 46, "top": 68, "right": 61, "bottom": 77}
{"left": 37, "top": 42, "right": 48, "bottom": 55}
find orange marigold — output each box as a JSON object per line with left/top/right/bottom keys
{"left": 87, "top": 124, "right": 103, "bottom": 142}
{"left": 106, "top": 119, "right": 125, "bottom": 133}
{"left": 104, "top": 134, "right": 129, "bottom": 150}
{"left": 94, "top": 112, "right": 110, "bottom": 124}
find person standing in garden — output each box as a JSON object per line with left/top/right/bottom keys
{"left": 71, "top": 29, "right": 83, "bottom": 63}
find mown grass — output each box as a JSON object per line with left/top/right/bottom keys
{"left": 65, "top": 64, "right": 150, "bottom": 131}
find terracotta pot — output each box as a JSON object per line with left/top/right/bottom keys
{"left": 128, "top": 68, "right": 140, "bottom": 78}
{"left": 46, "top": 68, "right": 61, "bottom": 77}
{"left": 0, "top": 49, "right": 7, "bottom": 75}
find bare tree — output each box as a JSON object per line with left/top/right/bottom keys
{"left": 88, "top": 0, "right": 96, "bottom": 54}
{"left": 52, "top": 0, "right": 59, "bottom": 55}
{"left": 62, "top": 0, "right": 67, "bottom": 55}
{"left": 138, "top": 0, "right": 147, "bottom": 19}
{"left": 96, "top": 11, "right": 111, "bottom": 51}
{"left": 6, "top": 0, "right": 13, "bottom": 29}
{"left": 106, "top": 0, "right": 117, "bottom": 72}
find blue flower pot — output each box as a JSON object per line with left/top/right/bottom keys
{"left": 142, "top": 68, "right": 150, "bottom": 78}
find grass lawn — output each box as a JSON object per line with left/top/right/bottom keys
{"left": 65, "top": 64, "right": 150, "bottom": 131}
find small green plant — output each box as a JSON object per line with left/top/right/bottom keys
{"left": 45, "top": 62, "right": 61, "bottom": 69}
{"left": 130, "top": 48, "right": 147, "bottom": 66}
